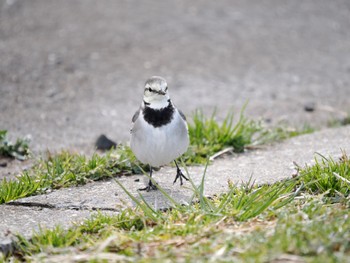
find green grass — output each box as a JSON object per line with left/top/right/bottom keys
{"left": 11, "top": 178, "right": 299, "bottom": 260}
{"left": 184, "top": 107, "right": 261, "bottom": 164}
{"left": 8, "top": 203, "right": 350, "bottom": 262}
{"left": 0, "top": 107, "right": 324, "bottom": 261}
{"left": 4, "top": 153, "right": 350, "bottom": 262}
{"left": 297, "top": 152, "right": 350, "bottom": 202}
{"left": 0, "top": 108, "right": 314, "bottom": 205}
{"left": 0, "top": 130, "right": 30, "bottom": 160}
{"left": 0, "top": 147, "right": 148, "bottom": 204}
{"left": 184, "top": 108, "right": 315, "bottom": 164}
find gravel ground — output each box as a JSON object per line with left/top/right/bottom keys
{"left": 1, "top": 0, "right": 349, "bottom": 154}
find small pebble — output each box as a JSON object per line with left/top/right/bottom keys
{"left": 304, "top": 102, "right": 316, "bottom": 112}
{"left": 95, "top": 134, "right": 117, "bottom": 150}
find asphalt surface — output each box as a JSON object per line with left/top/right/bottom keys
{"left": 1, "top": 0, "right": 350, "bottom": 154}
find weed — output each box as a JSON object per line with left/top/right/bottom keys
{"left": 0, "top": 130, "right": 30, "bottom": 160}
{"left": 6, "top": 153, "right": 350, "bottom": 262}
{"left": 184, "top": 107, "right": 261, "bottom": 164}
{"left": 298, "top": 151, "right": 350, "bottom": 202}
{"left": 0, "top": 146, "right": 147, "bottom": 204}
{"left": 184, "top": 108, "right": 315, "bottom": 164}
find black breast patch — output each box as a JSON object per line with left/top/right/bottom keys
{"left": 143, "top": 102, "right": 175, "bottom": 128}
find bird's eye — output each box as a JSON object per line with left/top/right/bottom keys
{"left": 148, "top": 88, "right": 153, "bottom": 92}
{"left": 165, "top": 86, "right": 168, "bottom": 92}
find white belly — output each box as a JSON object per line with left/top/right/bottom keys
{"left": 130, "top": 110, "right": 189, "bottom": 167}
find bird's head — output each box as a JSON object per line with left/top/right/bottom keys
{"left": 143, "top": 76, "right": 170, "bottom": 109}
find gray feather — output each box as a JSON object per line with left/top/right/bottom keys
{"left": 178, "top": 109, "right": 186, "bottom": 121}
{"left": 132, "top": 108, "right": 140, "bottom": 123}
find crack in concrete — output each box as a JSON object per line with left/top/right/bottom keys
{"left": 5, "top": 201, "right": 120, "bottom": 212}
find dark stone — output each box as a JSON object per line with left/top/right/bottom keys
{"left": 304, "top": 102, "right": 316, "bottom": 112}
{"left": 95, "top": 134, "right": 117, "bottom": 150}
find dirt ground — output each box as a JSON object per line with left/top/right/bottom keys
{"left": 1, "top": 0, "right": 349, "bottom": 155}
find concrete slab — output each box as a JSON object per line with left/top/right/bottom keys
{"left": 0, "top": 205, "right": 111, "bottom": 255}
{"left": 1, "top": 125, "right": 349, "bottom": 251}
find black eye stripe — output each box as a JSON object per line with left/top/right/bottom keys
{"left": 144, "top": 87, "right": 167, "bottom": 94}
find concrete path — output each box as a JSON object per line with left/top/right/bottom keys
{"left": 1, "top": 126, "right": 349, "bottom": 252}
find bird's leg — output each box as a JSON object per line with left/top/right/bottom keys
{"left": 139, "top": 165, "right": 157, "bottom": 191}
{"left": 173, "top": 160, "right": 189, "bottom": 185}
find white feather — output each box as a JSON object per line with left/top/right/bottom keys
{"left": 130, "top": 108, "right": 189, "bottom": 167}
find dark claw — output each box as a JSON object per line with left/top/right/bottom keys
{"left": 138, "top": 185, "right": 157, "bottom": 192}
{"left": 173, "top": 166, "right": 189, "bottom": 185}
{"left": 138, "top": 166, "right": 158, "bottom": 191}
{"left": 138, "top": 179, "right": 158, "bottom": 192}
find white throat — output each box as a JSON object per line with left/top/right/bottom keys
{"left": 144, "top": 97, "right": 170, "bottom": 109}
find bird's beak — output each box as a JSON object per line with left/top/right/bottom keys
{"left": 156, "top": 90, "right": 166, "bottom": 95}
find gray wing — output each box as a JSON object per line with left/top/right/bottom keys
{"left": 130, "top": 108, "right": 141, "bottom": 134}
{"left": 132, "top": 108, "right": 140, "bottom": 123}
{"left": 178, "top": 109, "right": 187, "bottom": 121}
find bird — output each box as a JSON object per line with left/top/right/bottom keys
{"left": 130, "top": 76, "right": 190, "bottom": 191}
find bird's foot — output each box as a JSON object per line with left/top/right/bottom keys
{"left": 138, "top": 180, "right": 158, "bottom": 192}
{"left": 173, "top": 167, "right": 189, "bottom": 186}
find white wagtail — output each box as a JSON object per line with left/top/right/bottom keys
{"left": 130, "top": 76, "right": 189, "bottom": 191}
